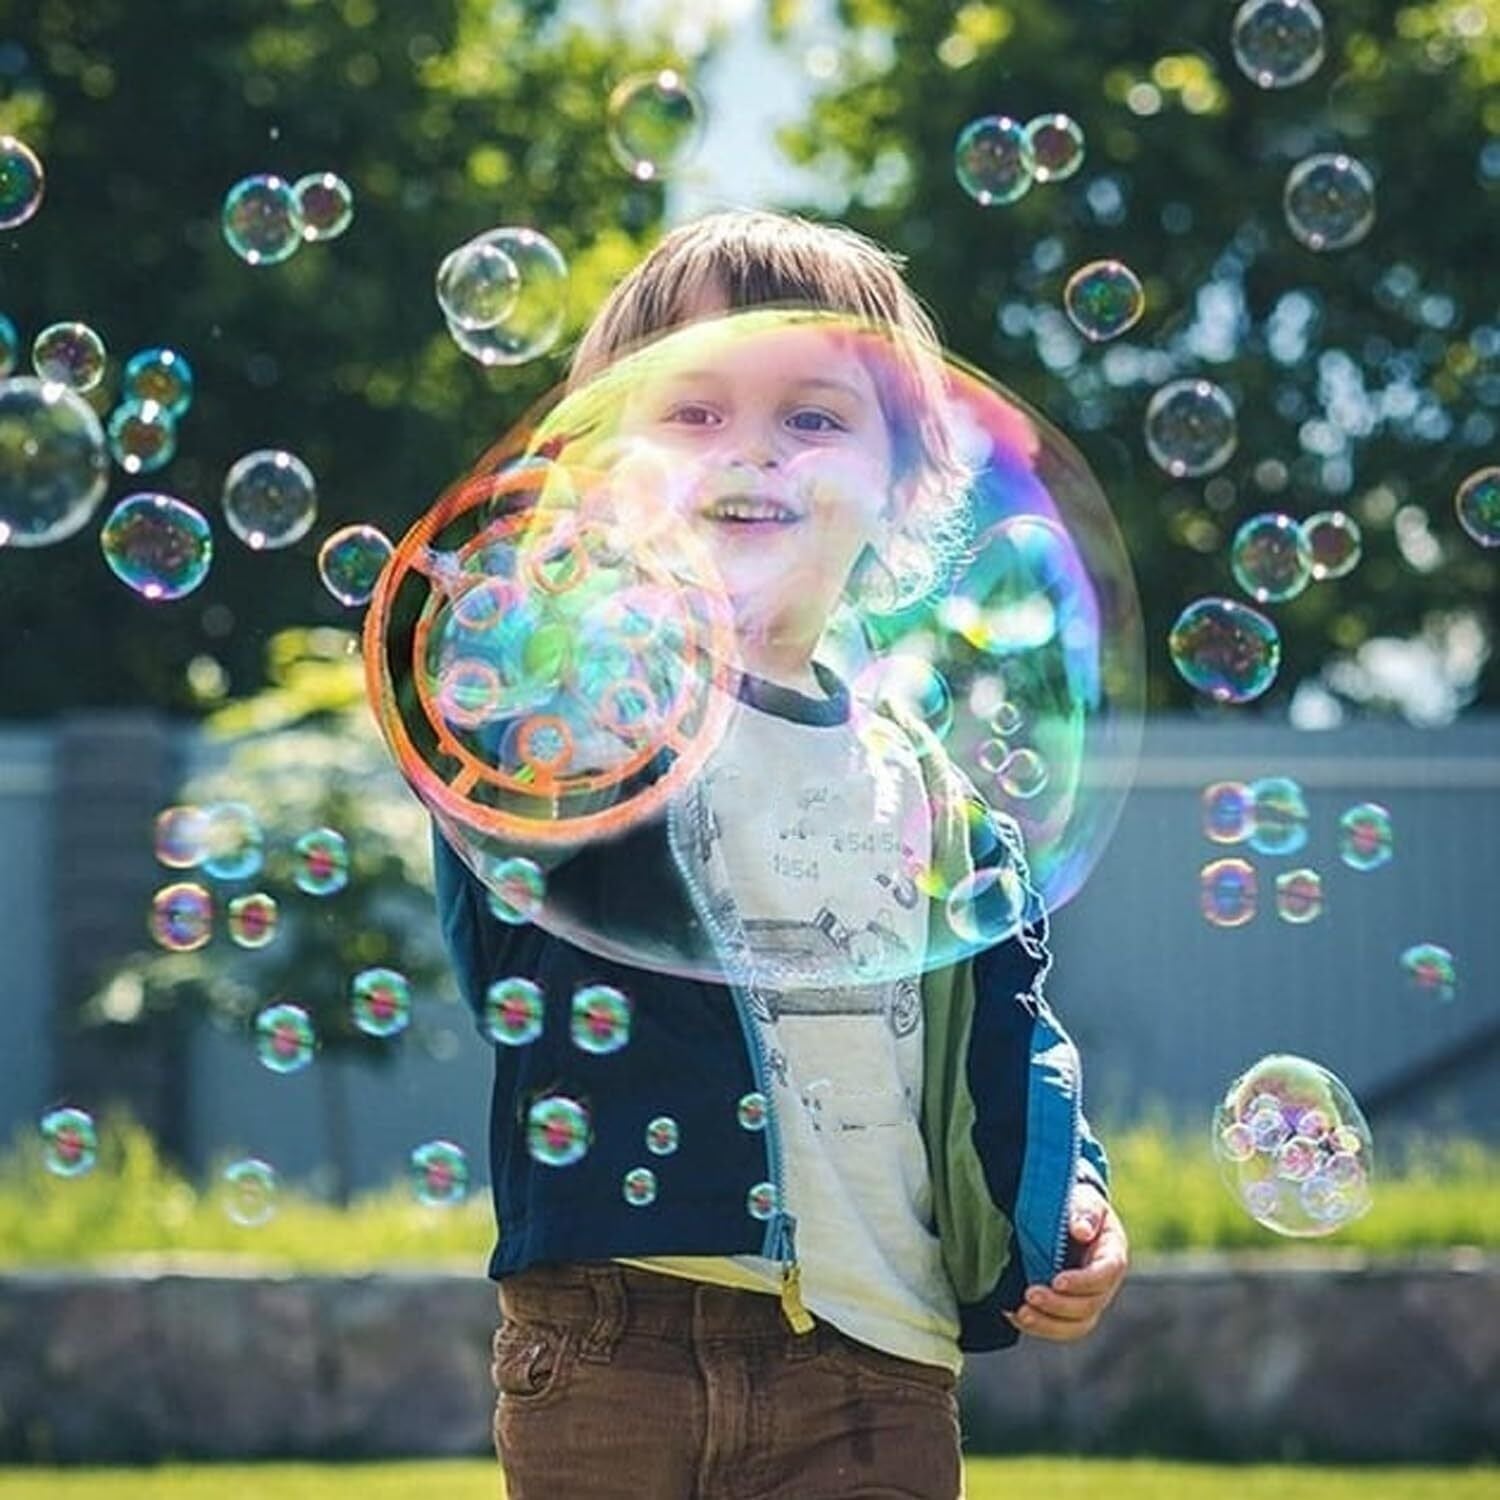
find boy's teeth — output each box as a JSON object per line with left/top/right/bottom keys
{"left": 706, "top": 498, "right": 796, "bottom": 521}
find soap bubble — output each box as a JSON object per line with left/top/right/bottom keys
{"left": 0, "top": 136, "right": 45, "bottom": 228}
{"left": 33, "top": 322, "right": 107, "bottom": 393}
{"left": 1144, "top": 379, "right": 1237, "bottom": 477}
{"left": 100, "top": 493, "right": 212, "bottom": 601}
{"left": 436, "top": 240, "right": 520, "bottom": 331}
{"left": 223, "top": 449, "right": 318, "bottom": 550}
{"left": 442, "top": 227, "right": 569, "bottom": 366}
{"left": 1401, "top": 942, "right": 1456, "bottom": 1001}
{"left": 0, "top": 313, "right": 17, "bottom": 375}
{"left": 1231, "top": 0, "right": 1326, "bottom": 88}
{"left": 255, "top": 1001, "right": 316, "bottom": 1074}
{"left": 222, "top": 174, "right": 304, "bottom": 265}
{"left": 527, "top": 1095, "right": 591, "bottom": 1167}
{"left": 1169, "top": 597, "right": 1280, "bottom": 702}
{"left": 1063, "top": 260, "right": 1144, "bottom": 342}
{"left": 1248, "top": 775, "right": 1308, "bottom": 856}
{"left": 1339, "top": 802, "right": 1393, "bottom": 871}
{"left": 227, "top": 892, "right": 279, "bottom": 949}
{"left": 351, "top": 967, "right": 412, "bottom": 1038}
{"left": 122, "top": 347, "right": 194, "bottom": 418}
{"left": 293, "top": 172, "right": 354, "bottom": 241}
{"left": 570, "top": 983, "right": 632, "bottom": 1054}
{"left": 1231, "top": 512, "right": 1312, "bottom": 603}
{"left": 606, "top": 69, "right": 706, "bottom": 181}
{"left": 107, "top": 400, "right": 178, "bottom": 476}
{"left": 1213, "top": 1055, "right": 1373, "bottom": 1236}
{"left": 1202, "top": 781, "right": 1253, "bottom": 845}
{"left": 410, "top": 1139, "right": 469, "bottom": 1206}
{"left": 40, "top": 1107, "right": 96, "bottom": 1177}
{"left": 149, "top": 881, "right": 213, "bottom": 951}
{"left": 622, "top": 1167, "right": 658, "bottom": 1206}
{"left": 1454, "top": 466, "right": 1500, "bottom": 548}
{"left": 292, "top": 827, "right": 349, "bottom": 896}
{"left": 1284, "top": 154, "right": 1376, "bottom": 251}
{"left": 1200, "top": 857, "right": 1256, "bottom": 927}
{"left": 155, "top": 804, "right": 210, "bottom": 868}
{"left": 1275, "top": 867, "right": 1323, "bottom": 923}
{"left": 318, "top": 523, "right": 392, "bottom": 606}
{"left": 646, "top": 1116, "right": 680, "bottom": 1155}
{"left": 996, "top": 746, "right": 1049, "bottom": 800}
{"left": 0, "top": 377, "right": 109, "bottom": 547}
{"left": 954, "top": 115, "right": 1034, "bottom": 205}
{"left": 223, "top": 1158, "right": 278, "bottom": 1226}
{"left": 1302, "top": 510, "right": 1362, "bottom": 579}
{"left": 484, "top": 976, "right": 544, "bottom": 1046}
{"left": 1024, "top": 113, "right": 1085, "bottom": 182}
{"left": 202, "top": 801, "right": 264, "bottom": 881}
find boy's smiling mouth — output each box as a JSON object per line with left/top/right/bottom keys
{"left": 698, "top": 493, "right": 804, "bottom": 525}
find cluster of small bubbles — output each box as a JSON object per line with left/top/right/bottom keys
{"left": 222, "top": 1158, "right": 278, "bottom": 1226}
{"left": 571, "top": 983, "right": 632, "bottom": 1055}
{"left": 410, "top": 1139, "right": 469, "bottom": 1207}
{"left": 484, "top": 976, "right": 545, "bottom": 1046}
{"left": 645, "top": 1115, "right": 680, "bottom": 1156}
{"left": 946, "top": 862, "right": 1027, "bottom": 945}
{"left": 293, "top": 827, "right": 349, "bottom": 896}
{"left": 99, "top": 493, "right": 213, "bottom": 601}
{"left": 954, "top": 115, "right": 1034, "bottom": 205}
{"left": 155, "top": 804, "right": 210, "bottom": 868}
{"left": 485, "top": 856, "right": 546, "bottom": 924}
{"left": 223, "top": 449, "right": 318, "bottom": 550}
{"left": 0, "top": 135, "right": 45, "bottom": 228}
{"left": 317, "top": 524, "right": 393, "bottom": 606}
{"left": 527, "top": 1095, "right": 591, "bottom": 1167}
{"left": 746, "top": 1181, "right": 779, "bottom": 1221}
{"left": 203, "top": 801, "right": 265, "bottom": 881}
{"left": 0, "top": 313, "right": 17, "bottom": 375}
{"left": 1284, "top": 154, "right": 1376, "bottom": 252}
{"left": 1231, "top": 0, "right": 1326, "bottom": 88}
{"left": 1338, "top": 802, "right": 1393, "bottom": 871}
{"left": 107, "top": 401, "right": 177, "bottom": 475}
{"left": 736, "top": 1091, "right": 768, "bottom": 1132}
{"left": 1454, "top": 466, "right": 1500, "bottom": 548}
{"left": 1301, "top": 509, "right": 1362, "bottom": 579}
{"left": 1275, "top": 867, "right": 1323, "bottom": 923}
{"left": 436, "top": 240, "right": 520, "bottom": 331}
{"left": 31, "top": 321, "right": 106, "bottom": 393}
{"left": 1401, "top": 942, "right": 1456, "bottom": 1001}
{"left": 0, "top": 378, "right": 109, "bottom": 547}
{"left": 40, "top": 1106, "right": 97, "bottom": 1177}
{"left": 1200, "top": 857, "right": 1256, "bottom": 927}
{"left": 441, "top": 227, "right": 569, "bottom": 366}
{"left": 1202, "top": 781, "right": 1253, "bottom": 844}
{"left": 605, "top": 69, "right": 706, "bottom": 181}
{"left": 1063, "top": 260, "right": 1144, "bottom": 343}
{"left": 622, "top": 1166, "right": 658, "bottom": 1207}
{"left": 989, "top": 701, "right": 1024, "bottom": 736}
{"left": 255, "top": 1002, "right": 316, "bottom": 1074}
{"left": 222, "top": 174, "right": 304, "bottom": 265}
{"left": 150, "top": 881, "right": 213, "bottom": 951}
{"left": 1231, "top": 512, "right": 1312, "bottom": 603}
{"left": 351, "top": 967, "right": 412, "bottom": 1038}
{"left": 977, "top": 738, "right": 1009, "bottom": 774}
{"left": 293, "top": 172, "right": 354, "bottom": 241}
{"left": 1169, "top": 597, "right": 1281, "bottom": 703}
{"left": 1212, "top": 1054, "right": 1373, "bottom": 1236}
{"left": 1144, "top": 379, "right": 1238, "bottom": 477}
{"left": 1249, "top": 776, "right": 1309, "bottom": 856}
{"left": 227, "top": 891, "right": 279, "bottom": 949}
{"left": 1024, "top": 113, "right": 1085, "bottom": 182}
{"left": 123, "top": 347, "right": 194, "bottom": 417}
{"left": 997, "top": 746, "right": 1049, "bottom": 800}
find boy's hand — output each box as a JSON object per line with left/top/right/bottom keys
{"left": 1002, "top": 1184, "right": 1129, "bottom": 1343}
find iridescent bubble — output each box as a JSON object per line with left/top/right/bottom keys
{"left": 293, "top": 827, "right": 349, "bottom": 896}
{"left": 1284, "top": 154, "right": 1376, "bottom": 252}
{"left": 150, "top": 881, "right": 212, "bottom": 951}
{"left": 1200, "top": 857, "right": 1256, "bottom": 927}
{"left": 1339, "top": 802, "right": 1393, "bottom": 871}
{"left": 746, "top": 1181, "right": 779, "bottom": 1221}
{"left": 977, "top": 738, "right": 1009, "bottom": 774}
{"left": 1275, "top": 867, "right": 1323, "bottom": 924}
{"left": 1401, "top": 942, "right": 1456, "bottom": 1002}
{"left": 527, "top": 1095, "right": 591, "bottom": 1167}
{"left": 1063, "top": 260, "right": 1144, "bottom": 343}
{"left": 1169, "top": 597, "right": 1280, "bottom": 703}
{"left": 0, "top": 313, "right": 17, "bottom": 375}
{"left": 222, "top": 174, "right": 304, "bottom": 266}
{"left": 646, "top": 1116, "right": 679, "bottom": 1156}
{"left": 1454, "top": 466, "right": 1500, "bottom": 548}
{"left": 443, "top": 227, "right": 569, "bottom": 366}
{"left": 99, "top": 493, "right": 212, "bottom": 602}
{"left": 293, "top": 172, "right": 354, "bottom": 241}
{"left": 122, "top": 347, "right": 194, "bottom": 418}
{"left": 1212, "top": 1054, "right": 1374, "bottom": 1236}
{"left": 223, "top": 1158, "right": 278, "bottom": 1226}
{"left": 410, "top": 1139, "right": 469, "bottom": 1206}
{"left": 351, "top": 967, "right": 412, "bottom": 1038}
{"left": 485, "top": 856, "right": 545, "bottom": 924}
{"left": 1302, "top": 510, "right": 1362, "bottom": 579}
{"left": 107, "top": 400, "right": 177, "bottom": 476}
{"left": 989, "top": 700, "right": 1024, "bottom": 736}
{"left": 0, "top": 378, "right": 109, "bottom": 547}
{"left": 1231, "top": 0, "right": 1326, "bottom": 88}
{"left": 1144, "top": 379, "right": 1238, "bottom": 478}
{"left": 155, "top": 804, "right": 210, "bottom": 868}
{"left": 255, "top": 1001, "right": 316, "bottom": 1074}
{"left": 223, "top": 449, "right": 317, "bottom": 550}
{"left": 0, "top": 136, "right": 45, "bottom": 229}
{"left": 484, "top": 976, "right": 545, "bottom": 1046}
{"left": 571, "top": 983, "right": 632, "bottom": 1055}
{"left": 318, "top": 523, "right": 392, "bottom": 606}
{"left": 202, "top": 801, "right": 264, "bottom": 881}
{"left": 997, "top": 747, "right": 1049, "bottom": 800}
{"left": 606, "top": 69, "right": 706, "bottom": 181}
{"left": 435, "top": 240, "right": 520, "bottom": 331}
{"left": 946, "top": 862, "right": 1027, "bottom": 945}
{"left": 1024, "top": 113, "right": 1085, "bottom": 182}
{"left": 40, "top": 1107, "right": 96, "bottom": 1178}
{"left": 853, "top": 655, "right": 954, "bottom": 744}
{"left": 32, "top": 321, "right": 106, "bottom": 393}
{"left": 954, "top": 115, "right": 1034, "bottom": 205}
{"left": 736, "top": 1092, "right": 768, "bottom": 1132}
{"left": 1249, "top": 776, "right": 1309, "bottom": 856}
{"left": 1231, "top": 512, "right": 1312, "bottom": 603}
{"left": 227, "top": 891, "right": 279, "bottom": 949}
{"left": 622, "top": 1166, "right": 658, "bottom": 1206}
{"left": 1202, "top": 781, "right": 1253, "bottom": 845}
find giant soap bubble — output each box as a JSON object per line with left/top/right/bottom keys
{"left": 366, "top": 309, "right": 1143, "bottom": 985}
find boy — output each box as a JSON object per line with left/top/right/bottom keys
{"left": 431, "top": 210, "right": 1128, "bottom": 1499}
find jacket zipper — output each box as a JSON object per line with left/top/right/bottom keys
{"left": 1050, "top": 1032, "right": 1084, "bottom": 1277}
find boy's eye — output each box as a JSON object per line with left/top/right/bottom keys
{"left": 787, "top": 408, "right": 848, "bottom": 434}
{"left": 663, "top": 403, "right": 720, "bottom": 427}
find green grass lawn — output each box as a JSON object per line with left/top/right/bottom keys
{"left": 0, "top": 1460, "right": 1496, "bottom": 1499}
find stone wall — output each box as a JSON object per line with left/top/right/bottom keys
{"left": 0, "top": 1254, "right": 1495, "bottom": 1464}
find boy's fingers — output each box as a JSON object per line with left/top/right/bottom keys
{"left": 1024, "top": 1286, "right": 1104, "bottom": 1322}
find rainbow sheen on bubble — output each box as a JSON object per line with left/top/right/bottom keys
{"left": 351, "top": 967, "right": 412, "bottom": 1038}
{"left": 107, "top": 401, "right": 177, "bottom": 476}
{"left": 1231, "top": 0, "right": 1326, "bottom": 88}
{"left": 32, "top": 321, "right": 106, "bottom": 393}
{"left": 227, "top": 891, "right": 279, "bottom": 949}
{"left": 150, "top": 881, "right": 212, "bottom": 951}
{"left": 1275, "top": 867, "right": 1323, "bottom": 924}
{"left": 1339, "top": 802, "right": 1393, "bottom": 871}
{"left": 293, "top": 172, "right": 354, "bottom": 241}
{"left": 1401, "top": 942, "right": 1456, "bottom": 1002}
{"left": 436, "top": 240, "right": 520, "bottom": 331}
{"left": 202, "top": 801, "right": 265, "bottom": 881}
{"left": 223, "top": 174, "right": 303, "bottom": 265}
{"left": 606, "top": 70, "right": 705, "bottom": 181}
{"left": 527, "top": 1095, "right": 591, "bottom": 1167}
{"left": 293, "top": 827, "right": 349, "bottom": 896}
{"left": 223, "top": 1157, "right": 278, "bottom": 1226}
{"left": 1231, "top": 512, "right": 1312, "bottom": 604}
{"left": 571, "top": 983, "right": 632, "bottom": 1055}
{"left": 0, "top": 136, "right": 45, "bottom": 229}
{"left": 1063, "top": 260, "right": 1144, "bottom": 343}
{"left": 646, "top": 1115, "right": 680, "bottom": 1155}
{"left": 443, "top": 227, "right": 569, "bottom": 367}
{"left": 1144, "top": 379, "right": 1237, "bottom": 478}
{"left": 1024, "top": 113, "right": 1085, "bottom": 182}
{"left": 1201, "top": 857, "right": 1256, "bottom": 927}
{"left": 1284, "top": 154, "right": 1376, "bottom": 252}
{"left": 1455, "top": 466, "right": 1500, "bottom": 549}
{"left": 0, "top": 377, "right": 109, "bottom": 548}
{"left": 318, "top": 524, "right": 392, "bottom": 607}
{"left": 1170, "top": 597, "right": 1280, "bottom": 702}
{"left": 1202, "top": 781, "right": 1253, "bottom": 845}
{"left": 155, "top": 804, "right": 210, "bottom": 868}
{"left": 1302, "top": 510, "right": 1362, "bottom": 579}
{"left": 954, "top": 115, "right": 1034, "bottom": 205}
{"left": 1249, "top": 776, "right": 1309, "bottom": 856}
{"left": 122, "top": 347, "right": 194, "bottom": 418}
{"left": 255, "top": 1001, "right": 316, "bottom": 1074}
{"left": 223, "top": 448, "right": 318, "bottom": 550}
{"left": 40, "top": 1107, "right": 96, "bottom": 1177}
{"left": 484, "top": 976, "right": 545, "bottom": 1045}
{"left": 100, "top": 493, "right": 212, "bottom": 601}
{"left": 410, "top": 1139, "right": 469, "bottom": 1206}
